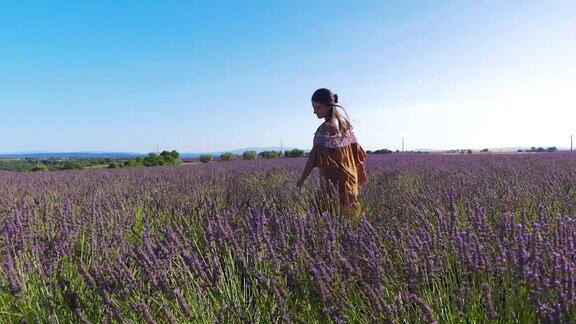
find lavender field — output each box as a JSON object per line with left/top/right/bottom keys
{"left": 1, "top": 153, "right": 576, "bottom": 323}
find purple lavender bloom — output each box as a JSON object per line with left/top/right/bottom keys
{"left": 102, "top": 291, "right": 125, "bottom": 323}
{"left": 481, "top": 283, "right": 496, "bottom": 319}
{"left": 309, "top": 261, "right": 331, "bottom": 302}
{"left": 409, "top": 294, "right": 437, "bottom": 324}
{"left": 133, "top": 300, "right": 157, "bottom": 324}
{"left": 162, "top": 304, "right": 178, "bottom": 324}
{"left": 175, "top": 289, "right": 192, "bottom": 318}
{"left": 405, "top": 247, "right": 418, "bottom": 293}
{"left": 5, "top": 252, "right": 22, "bottom": 294}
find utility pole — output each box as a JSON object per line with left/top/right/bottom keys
{"left": 401, "top": 138, "right": 405, "bottom": 152}
{"left": 571, "top": 135, "right": 573, "bottom": 151}
{"left": 156, "top": 146, "right": 159, "bottom": 155}
{"left": 280, "top": 139, "right": 283, "bottom": 153}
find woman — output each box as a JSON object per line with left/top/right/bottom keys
{"left": 296, "top": 88, "right": 368, "bottom": 219}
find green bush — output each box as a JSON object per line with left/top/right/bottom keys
{"left": 258, "top": 151, "right": 281, "bottom": 159}
{"left": 124, "top": 159, "right": 139, "bottom": 168}
{"left": 122, "top": 151, "right": 181, "bottom": 168}
{"left": 31, "top": 164, "right": 50, "bottom": 172}
{"left": 284, "top": 149, "right": 304, "bottom": 157}
{"left": 160, "top": 150, "right": 180, "bottom": 161}
{"left": 373, "top": 149, "right": 393, "bottom": 154}
{"left": 242, "top": 150, "right": 257, "bottom": 160}
{"left": 143, "top": 153, "right": 166, "bottom": 166}
{"left": 59, "top": 161, "right": 84, "bottom": 170}
{"left": 220, "top": 152, "right": 236, "bottom": 161}
{"left": 199, "top": 154, "right": 213, "bottom": 163}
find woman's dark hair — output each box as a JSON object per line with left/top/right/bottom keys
{"left": 311, "top": 88, "right": 351, "bottom": 134}
{"left": 311, "top": 88, "right": 338, "bottom": 106}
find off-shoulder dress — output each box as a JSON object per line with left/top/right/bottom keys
{"left": 312, "top": 122, "right": 367, "bottom": 217}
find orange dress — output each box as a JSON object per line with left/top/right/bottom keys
{"left": 312, "top": 122, "right": 367, "bottom": 218}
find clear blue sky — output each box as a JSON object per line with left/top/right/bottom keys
{"left": 1, "top": 0, "right": 575, "bottom": 152}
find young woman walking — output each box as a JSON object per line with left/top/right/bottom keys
{"left": 296, "top": 88, "right": 368, "bottom": 219}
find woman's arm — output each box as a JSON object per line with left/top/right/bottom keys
{"left": 297, "top": 144, "right": 318, "bottom": 187}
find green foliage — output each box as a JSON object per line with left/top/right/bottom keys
{"left": 481, "top": 148, "right": 489, "bottom": 153}
{"left": 258, "top": 151, "right": 280, "bottom": 159}
{"left": 524, "top": 146, "right": 556, "bottom": 153}
{"left": 242, "top": 151, "right": 257, "bottom": 160}
{"left": 372, "top": 149, "right": 393, "bottom": 154}
{"left": 160, "top": 150, "right": 180, "bottom": 160}
{"left": 284, "top": 149, "right": 304, "bottom": 158}
{"left": 0, "top": 158, "right": 126, "bottom": 172}
{"left": 447, "top": 149, "right": 472, "bottom": 154}
{"left": 143, "top": 153, "right": 167, "bottom": 166}
{"left": 122, "top": 151, "right": 182, "bottom": 168}
{"left": 0, "top": 160, "right": 36, "bottom": 172}
{"left": 31, "top": 164, "right": 50, "bottom": 172}
{"left": 123, "top": 159, "right": 140, "bottom": 168}
{"left": 199, "top": 154, "right": 213, "bottom": 163}
{"left": 220, "top": 152, "right": 236, "bottom": 161}
{"left": 59, "top": 161, "right": 84, "bottom": 170}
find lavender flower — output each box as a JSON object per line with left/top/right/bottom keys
{"left": 409, "top": 294, "right": 437, "bottom": 324}
{"left": 133, "top": 300, "right": 157, "bottom": 324}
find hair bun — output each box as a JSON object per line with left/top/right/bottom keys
{"left": 333, "top": 93, "right": 339, "bottom": 103}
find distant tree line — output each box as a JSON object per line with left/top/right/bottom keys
{"left": 259, "top": 151, "right": 282, "bottom": 159}
{"left": 370, "top": 149, "right": 393, "bottom": 154}
{"left": 0, "top": 158, "right": 115, "bottom": 172}
{"left": 517, "top": 147, "right": 557, "bottom": 153}
{"left": 284, "top": 149, "right": 305, "bottom": 157}
{"left": 243, "top": 151, "right": 257, "bottom": 160}
{"left": 446, "top": 149, "right": 474, "bottom": 154}
{"left": 366, "top": 149, "right": 430, "bottom": 155}
{"left": 198, "top": 149, "right": 306, "bottom": 163}
{"left": 0, "top": 150, "right": 183, "bottom": 172}
{"left": 120, "top": 150, "right": 181, "bottom": 168}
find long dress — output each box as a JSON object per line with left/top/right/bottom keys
{"left": 312, "top": 122, "right": 367, "bottom": 218}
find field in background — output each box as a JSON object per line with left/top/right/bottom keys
{"left": 1, "top": 153, "right": 576, "bottom": 322}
